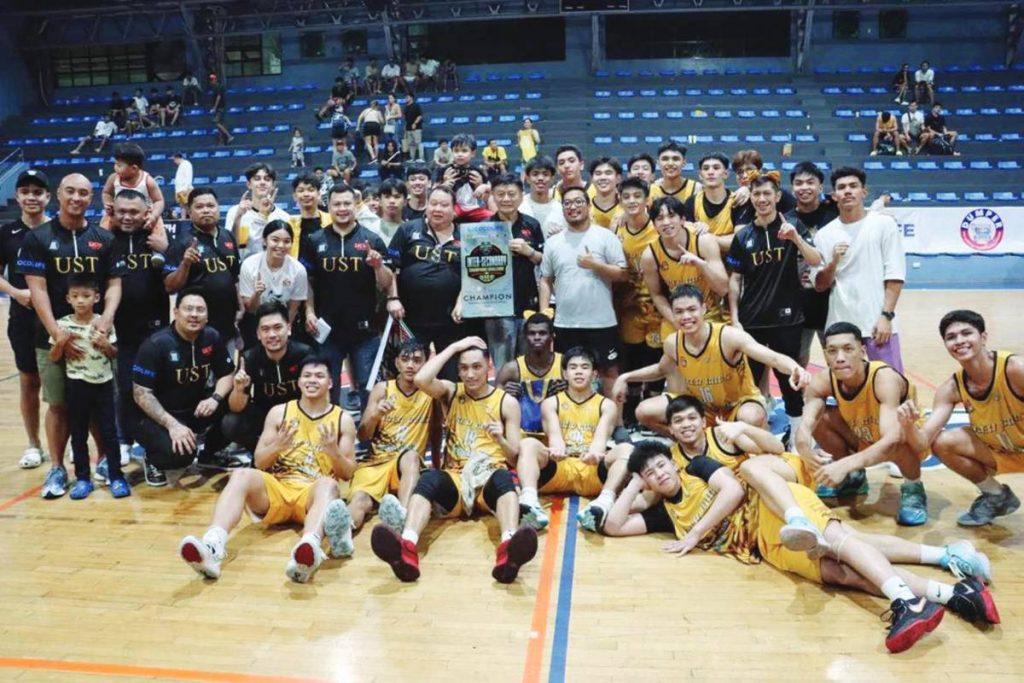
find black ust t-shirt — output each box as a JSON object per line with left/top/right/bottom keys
{"left": 794, "top": 198, "right": 840, "bottom": 330}
{"left": 112, "top": 230, "right": 172, "bottom": 346}
{"left": 167, "top": 224, "right": 241, "bottom": 341}
{"left": 387, "top": 219, "right": 462, "bottom": 327}
{"left": 132, "top": 324, "right": 235, "bottom": 416}
{"left": 240, "top": 341, "right": 312, "bottom": 412}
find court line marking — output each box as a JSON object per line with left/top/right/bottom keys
{"left": 521, "top": 496, "right": 566, "bottom": 683}
{"left": 548, "top": 496, "right": 580, "bottom": 683}
{"left": 904, "top": 368, "right": 939, "bottom": 392}
{"left": 0, "top": 484, "right": 42, "bottom": 512}
{"left": 0, "top": 657, "right": 328, "bottom": 683}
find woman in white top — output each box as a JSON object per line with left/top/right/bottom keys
{"left": 384, "top": 93, "right": 402, "bottom": 143}
{"left": 357, "top": 101, "right": 385, "bottom": 163}
{"left": 238, "top": 220, "right": 309, "bottom": 346}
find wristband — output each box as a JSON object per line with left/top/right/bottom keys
{"left": 387, "top": 296, "right": 401, "bottom": 301}
{"left": 211, "top": 393, "right": 225, "bottom": 404}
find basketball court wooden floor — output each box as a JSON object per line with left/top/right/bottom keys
{"left": 0, "top": 290, "right": 1022, "bottom": 682}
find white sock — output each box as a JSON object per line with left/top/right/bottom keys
{"left": 520, "top": 487, "right": 539, "bottom": 507}
{"left": 783, "top": 507, "right": 808, "bottom": 525}
{"left": 501, "top": 529, "right": 514, "bottom": 542}
{"left": 401, "top": 529, "right": 419, "bottom": 545}
{"left": 926, "top": 580, "right": 955, "bottom": 604}
{"left": 303, "top": 532, "right": 322, "bottom": 546}
{"left": 204, "top": 526, "right": 228, "bottom": 551}
{"left": 880, "top": 576, "right": 916, "bottom": 602}
{"left": 919, "top": 544, "right": 946, "bottom": 566}
{"left": 977, "top": 476, "right": 1004, "bottom": 496}
{"left": 594, "top": 490, "right": 615, "bottom": 509}
{"left": 904, "top": 477, "right": 920, "bottom": 485}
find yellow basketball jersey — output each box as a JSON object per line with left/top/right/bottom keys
{"left": 692, "top": 190, "right": 737, "bottom": 237}
{"left": 954, "top": 351, "right": 1024, "bottom": 455}
{"left": 650, "top": 177, "right": 698, "bottom": 203}
{"left": 675, "top": 323, "right": 760, "bottom": 416}
{"left": 555, "top": 391, "right": 607, "bottom": 456}
{"left": 590, "top": 198, "right": 624, "bottom": 229}
{"left": 615, "top": 219, "right": 660, "bottom": 345}
{"left": 670, "top": 427, "right": 744, "bottom": 471}
{"left": 658, "top": 473, "right": 760, "bottom": 564}
{"left": 649, "top": 232, "right": 726, "bottom": 336}
{"left": 267, "top": 400, "right": 344, "bottom": 483}
{"left": 444, "top": 384, "right": 508, "bottom": 472}
{"left": 365, "top": 380, "right": 434, "bottom": 466}
{"left": 831, "top": 361, "right": 910, "bottom": 447}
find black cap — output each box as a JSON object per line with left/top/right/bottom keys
{"left": 16, "top": 169, "right": 49, "bottom": 190}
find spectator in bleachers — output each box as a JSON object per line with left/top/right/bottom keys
{"left": 238, "top": 220, "right": 308, "bottom": 348}
{"left": 517, "top": 118, "right": 540, "bottom": 163}
{"left": 340, "top": 57, "right": 361, "bottom": 95}
{"left": 377, "top": 178, "right": 406, "bottom": 242}
{"left": 870, "top": 111, "right": 908, "bottom": 156}
{"left": 164, "top": 87, "right": 182, "bottom": 126}
{"left": 331, "top": 138, "right": 358, "bottom": 183}
{"left": 209, "top": 74, "right": 234, "bottom": 145}
{"left": 482, "top": 139, "right": 509, "bottom": 181}
{"left": 901, "top": 101, "right": 928, "bottom": 155}
{"left": 924, "top": 102, "right": 960, "bottom": 155}
{"left": 892, "top": 63, "right": 912, "bottom": 105}
{"left": 626, "top": 152, "right": 656, "bottom": 184}
{"left": 109, "top": 91, "right": 128, "bottom": 130}
{"left": 381, "top": 58, "right": 402, "bottom": 94}
{"left": 915, "top": 60, "right": 935, "bottom": 105}
{"left": 365, "top": 59, "right": 382, "bottom": 94}
{"left": 432, "top": 138, "right": 453, "bottom": 172}
{"left": 520, "top": 155, "right": 568, "bottom": 237}
{"left": 402, "top": 164, "right": 431, "bottom": 220}
{"left": 441, "top": 58, "right": 459, "bottom": 92}
{"left": 182, "top": 71, "right": 202, "bottom": 106}
{"left": 402, "top": 56, "right": 419, "bottom": 95}
{"left": 383, "top": 93, "right": 402, "bottom": 142}
{"left": 317, "top": 77, "right": 352, "bottom": 123}
{"left": 419, "top": 56, "right": 440, "bottom": 91}
{"left": 69, "top": 115, "right": 116, "bottom": 155}
{"left": 172, "top": 152, "right": 193, "bottom": 218}
{"left": 227, "top": 163, "right": 291, "bottom": 258}
{"left": 147, "top": 88, "right": 164, "bottom": 127}
{"left": 357, "top": 100, "right": 385, "bottom": 164}
{"left": 132, "top": 88, "right": 154, "bottom": 129}
{"left": 379, "top": 140, "right": 405, "bottom": 182}
{"left": 289, "top": 127, "right": 306, "bottom": 168}
{"left": 403, "top": 93, "right": 425, "bottom": 162}
{"left": 438, "top": 133, "right": 491, "bottom": 223}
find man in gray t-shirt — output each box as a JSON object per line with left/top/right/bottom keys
{"left": 539, "top": 185, "right": 628, "bottom": 393}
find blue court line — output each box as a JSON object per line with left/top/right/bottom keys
{"left": 548, "top": 496, "right": 580, "bottom": 683}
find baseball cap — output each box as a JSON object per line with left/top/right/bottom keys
{"left": 16, "top": 169, "right": 50, "bottom": 191}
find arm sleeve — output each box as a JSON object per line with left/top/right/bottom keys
{"left": 15, "top": 230, "right": 47, "bottom": 277}
{"left": 725, "top": 230, "right": 748, "bottom": 272}
{"left": 237, "top": 256, "right": 255, "bottom": 297}
{"left": 685, "top": 455, "right": 725, "bottom": 483}
{"left": 640, "top": 503, "right": 674, "bottom": 534}
{"left": 879, "top": 216, "right": 907, "bottom": 282}
{"left": 538, "top": 243, "right": 555, "bottom": 279}
{"left": 211, "top": 334, "right": 236, "bottom": 377}
{"left": 131, "top": 338, "right": 160, "bottom": 389}
{"left": 387, "top": 227, "right": 407, "bottom": 271}
{"left": 291, "top": 263, "right": 309, "bottom": 300}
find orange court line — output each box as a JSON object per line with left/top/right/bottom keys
{"left": 0, "top": 657, "right": 329, "bottom": 683}
{"left": 0, "top": 485, "right": 42, "bottom": 512}
{"left": 521, "top": 496, "right": 566, "bottom": 683}
{"left": 905, "top": 368, "right": 939, "bottom": 392}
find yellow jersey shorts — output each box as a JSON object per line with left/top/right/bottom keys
{"left": 539, "top": 457, "right": 606, "bottom": 498}
{"left": 757, "top": 482, "right": 838, "bottom": 584}
{"left": 348, "top": 458, "right": 408, "bottom": 503}
{"left": 254, "top": 472, "right": 331, "bottom": 526}
{"left": 990, "top": 446, "right": 1024, "bottom": 475}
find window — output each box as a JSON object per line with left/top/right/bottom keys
{"left": 52, "top": 44, "right": 148, "bottom": 88}
{"left": 606, "top": 12, "right": 789, "bottom": 59}
{"left": 833, "top": 11, "right": 860, "bottom": 40}
{"left": 341, "top": 30, "right": 367, "bottom": 56}
{"left": 299, "top": 32, "right": 325, "bottom": 59}
{"left": 224, "top": 33, "right": 282, "bottom": 77}
{"left": 879, "top": 10, "right": 908, "bottom": 40}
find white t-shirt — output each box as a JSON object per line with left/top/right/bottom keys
{"left": 812, "top": 211, "right": 906, "bottom": 336}
{"left": 520, "top": 194, "right": 569, "bottom": 238}
{"left": 238, "top": 253, "right": 308, "bottom": 305}
{"left": 539, "top": 224, "right": 626, "bottom": 329}
{"left": 94, "top": 120, "right": 116, "bottom": 138}
{"left": 915, "top": 68, "right": 934, "bottom": 84}
{"left": 420, "top": 59, "right": 439, "bottom": 76}
{"left": 901, "top": 110, "right": 925, "bottom": 136}
{"left": 173, "top": 159, "right": 194, "bottom": 194}
{"left": 381, "top": 63, "right": 400, "bottom": 78}
{"left": 225, "top": 205, "right": 292, "bottom": 258}
{"left": 134, "top": 96, "right": 148, "bottom": 112}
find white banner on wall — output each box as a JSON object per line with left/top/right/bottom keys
{"left": 885, "top": 206, "right": 1024, "bottom": 255}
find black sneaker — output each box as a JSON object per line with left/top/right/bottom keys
{"left": 143, "top": 458, "right": 168, "bottom": 487}
{"left": 883, "top": 597, "right": 944, "bottom": 653}
{"left": 946, "top": 577, "right": 1001, "bottom": 624}
{"left": 197, "top": 451, "right": 250, "bottom": 470}
{"left": 957, "top": 484, "right": 1021, "bottom": 526}
{"left": 611, "top": 425, "right": 632, "bottom": 445}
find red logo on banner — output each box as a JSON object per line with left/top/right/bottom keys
{"left": 960, "top": 209, "right": 1004, "bottom": 251}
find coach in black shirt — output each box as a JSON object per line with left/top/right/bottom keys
{"left": 132, "top": 288, "right": 235, "bottom": 481}
{"left": 165, "top": 187, "right": 241, "bottom": 344}
{"left": 302, "top": 184, "right": 393, "bottom": 406}
{"left": 726, "top": 174, "right": 821, "bottom": 433}
{"left": 223, "top": 302, "right": 310, "bottom": 451}
{"left": 17, "top": 172, "right": 125, "bottom": 499}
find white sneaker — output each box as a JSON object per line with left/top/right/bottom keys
{"left": 323, "top": 499, "right": 355, "bottom": 558}
{"left": 120, "top": 443, "right": 131, "bottom": 466}
{"left": 378, "top": 493, "right": 407, "bottom": 534}
{"left": 520, "top": 502, "right": 550, "bottom": 530}
{"left": 179, "top": 535, "right": 222, "bottom": 579}
{"left": 780, "top": 518, "right": 832, "bottom": 559}
{"left": 18, "top": 446, "right": 45, "bottom": 469}
{"left": 286, "top": 535, "right": 325, "bottom": 583}
{"left": 888, "top": 462, "right": 904, "bottom": 478}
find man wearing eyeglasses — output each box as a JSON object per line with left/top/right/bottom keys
{"left": 538, "top": 185, "right": 628, "bottom": 396}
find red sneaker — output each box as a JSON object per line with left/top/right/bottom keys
{"left": 371, "top": 524, "right": 420, "bottom": 582}
{"left": 884, "top": 597, "right": 945, "bottom": 653}
{"left": 492, "top": 526, "right": 538, "bottom": 584}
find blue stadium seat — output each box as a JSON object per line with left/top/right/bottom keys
{"left": 475, "top": 115, "right": 493, "bottom": 123}
{"left": 738, "top": 110, "right": 756, "bottom": 118}
{"left": 969, "top": 161, "right": 993, "bottom": 169}
{"left": 943, "top": 161, "right": 965, "bottom": 170}
{"left": 617, "top": 111, "right": 636, "bottom": 119}
{"left": 640, "top": 89, "right": 657, "bottom": 97}
{"left": 763, "top": 110, "right": 781, "bottom": 118}
{"left": 823, "top": 87, "right": 841, "bottom": 95}
{"left": 725, "top": 68, "right": 740, "bottom": 76}
{"left": 998, "top": 160, "right": 1021, "bottom": 169}
{"left": 770, "top": 134, "right": 792, "bottom": 142}
{"left": 465, "top": 74, "right": 481, "bottom": 83}
{"left": 452, "top": 116, "right": 469, "bottom": 124}
{"left": 666, "top": 111, "right": 684, "bottom": 119}
{"left": 458, "top": 95, "right": 477, "bottom": 102}
{"left": 847, "top": 133, "right": 869, "bottom": 142}
{"left": 685, "top": 89, "right": 702, "bottom": 96}
{"left": 507, "top": 73, "right": 523, "bottom": 81}
{"left": 502, "top": 93, "right": 520, "bottom": 100}
{"left": 594, "top": 136, "right": 612, "bottom": 145}
{"left": 658, "top": 69, "right": 675, "bottom": 77}
{"left": 784, "top": 110, "right": 804, "bottom": 118}
{"left": 498, "top": 114, "right": 517, "bottom": 123}
{"left": 526, "top": 92, "right": 542, "bottom": 100}
{"left": 864, "top": 161, "right": 885, "bottom": 170}
{"left": 907, "top": 192, "right": 931, "bottom": 201}
{"left": 714, "top": 110, "right": 732, "bottom": 119}
{"left": 663, "top": 89, "right": 680, "bottom": 96}
{"left": 707, "top": 88, "right": 724, "bottom": 96}
{"left": 730, "top": 88, "right": 748, "bottom": 96}
{"left": 644, "top": 135, "right": 663, "bottom": 143}
{"left": 486, "top": 73, "right": 502, "bottom": 82}
{"left": 191, "top": 151, "right": 209, "bottom": 159}
{"left": 752, "top": 88, "right": 771, "bottom": 96}
{"left": 936, "top": 192, "right": 959, "bottom": 202}
{"left": 691, "top": 110, "right": 708, "bottom": 118}
{"left": 638, "top": 69, "right": 654, "bottom": 78}
{"left": 481, "top": 94, "right": 497, "bottom": 101}
{"left": 744, "top": 135, "right": 765, "bottom": 143}
{"left": 963, "top": 192, "right": 988, "bottom": 201}
{"left": 528, "top": 72, "right": 544, "bottom": 80}
{"left": 993, "top": 191, "right": 1019, "bottom": 200}
{"left": 720, "top": 135, "right": 739, "bottom": 143}
{"left": 641, "top": 112, "right": 659, "bottom": 119}
{"left": 617, "top": 90, "right": 636, "bottom": 97}
{"left": 615, "top": 70, "right": 632, "bottom": 78}
{"left": 594, "top": 70, "right": 609, "bottom": 78}
{"left": 917, "top": 161, "right": 939, "bottom": 170}
{"left": 834, "top": 109, "right": 854, "bottom": 118}
{"left": 436, "top": 95, "right": 454, "bottom": 103}
{"left": 891, "top": 161, "right": 912, "bottom": 170}
{"left": 621, "top": 136, "right": 639, "bottom": 144}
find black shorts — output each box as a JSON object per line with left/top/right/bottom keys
{"left": 212, "top": 108, "right": 226, "bottom": 124}
{"left": 553, "top": 325, "right": 621, "bottom": 370}
{"left": 7, "top": 317, "right": 37, "bottom": 373}
{"left": 363, "top": 121, "right": 382, "bottom": 137}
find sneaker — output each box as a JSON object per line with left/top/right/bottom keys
{"left": 883, "top": 597, "right": 945, "bottom": 653}
{"left": 611, "top": 425, "right": 632, "bottom": 445}
{"left": 130, "top": 442, "right": 146, "bottom": 461}
{"left": 143, "top": 459, "right": 168, "bottom": 487}
{"left": 285, "top": 536, "right": 325, "bottom": 583}
{"left": 818, "top": 468, "right": 869, "bottom": 498}
{"left": 520, "top": 502, "right": 550, "bottom": 531}
{"left": 897, "top": 481, "right": 928, "bottom": 526}
{"left": 941, "top": 540, "right": 992, "bottom": 583}
{"left": 378, "top": 493, "right": 407, "bottom": 534}
{"left": 370, "top": 524, "right": 420, "bottom": 582}
{"left": 196, "top": 452, "right": 247, "bottom": 470}
{"left": 69, "top": 479, "right": 94, "bottom": 500}
{"left": 119, "top": 443, "right": 131, "bottom": 466}
{"left": 179, "top": 535, "right": 222, "bottom": 579}
{"left": 109, "top": 477, "right": 132, "bottom": 499}
{"left": 492, "top": 526, "right": 539, "bottom": 584}
{"left": 94, "top": 458, "right": 110, "bottom": 485}
{"left": 946, "top": 577, "right": 1001, "bottom": 625}
{"left": 870, "top": 150, "right": 879, "bottom": 156}
{"left": 957, "top": 485, "right": 1021, "bottom": 526}
{"left": 896, "top": 150, "right": 904, "bottom": 156}
{"left": 887, "top": 462, "right": 903, "bottom": 478}
{"left": 323, "top": 499, "right": 355, "bottom": 558}
{"left": 41, "top": 466, "right": 69, "bottom": 499}
{"left": 577, "top": 501, "right": 607, "bottom": 532}
{"left": 779, "top": 517, "right": 831, "bottom": 559}
{"left": 18, "top": 446, "right": 45, "bottom": 469}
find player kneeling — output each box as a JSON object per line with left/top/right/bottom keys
{"left": 606, "top": 439, "right": 999, "bottom": 653}
{"left": 178, "top": 355, "right": 357, "bottom": 583}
